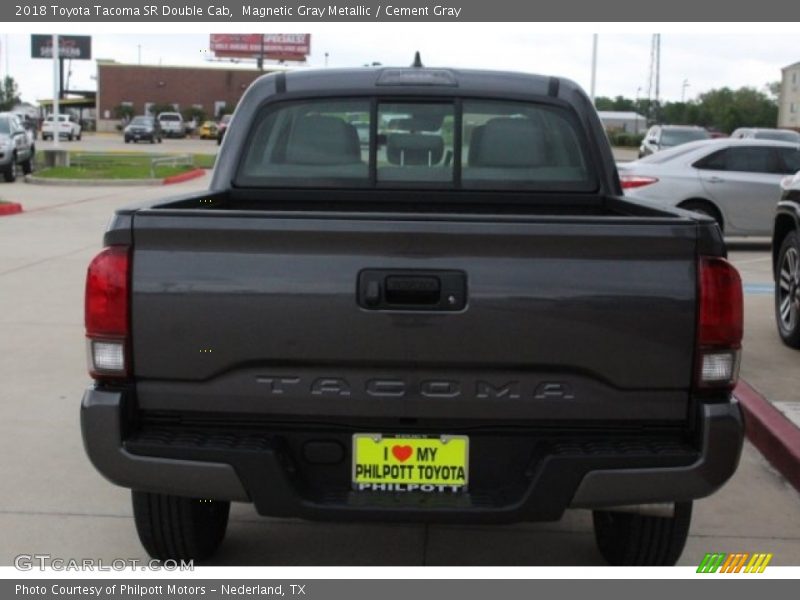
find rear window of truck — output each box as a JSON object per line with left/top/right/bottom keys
{"left": 236, "top": 98, "right": 595, "bottom": 191}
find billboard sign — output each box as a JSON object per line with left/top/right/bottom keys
{"left": 210, "top": 34, "right": 310, "bottom": 61}
{"left": 31, "top": 35, "right": 92, "bottom": 59}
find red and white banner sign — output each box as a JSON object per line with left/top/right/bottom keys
{"left": 210, "top": 34, "right": 310, "bottom": 61}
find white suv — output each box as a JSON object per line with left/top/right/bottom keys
{"left": 42, "top": 114, "right": 82, "bottom": 141}
{"left": 157, "top": 112, "right": 186, "bottom": 138}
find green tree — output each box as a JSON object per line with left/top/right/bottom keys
{"left": 150, "top": 103, "right": 179, "bottom": 117}
{"left": 695, "top": 87, "right": 777, "bottom": 133}
{"left": 0, "top": 76, "right": 21, "bottom": 111}
{"left": 181, "top": 106, "right": 207, "bottom": 125}
{"left": 594, "top": 85, "right": 778, "bottom": 133}
{"left": 113, "top": 104, "right": 135, "bottom": 121}
{"left": 766, "top": 81, "right": 781, "bottom": 101}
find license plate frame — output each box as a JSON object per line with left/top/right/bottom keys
{"left": 351, "top": 433, "right": 469, "bottom": 492}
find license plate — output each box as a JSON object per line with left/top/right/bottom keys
{"left": 352, "top": 434, "right": 468, "bottom": 492}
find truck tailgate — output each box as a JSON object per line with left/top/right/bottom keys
{"left": 131, "top": 212, "right": 698, "bottom": 423}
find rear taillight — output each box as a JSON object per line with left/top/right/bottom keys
{"left": 85, "top": 246, "right": 130, "bottom": 379}
{"left": 695, "top": 257, "right": 743, "bottom": 390}
{"left": 620, "top": 175, "right": 659, "bottom": 189}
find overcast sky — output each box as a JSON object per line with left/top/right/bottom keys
{"left": 0, "top": 30, "right": 796, "bottom": 105}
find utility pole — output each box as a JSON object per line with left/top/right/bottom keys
{"left": 52, "top": 34, "right": 59, "bottom": 148}
{"left": 654, "top": 34, "right": 661, "bottom": 110}
{"left": 590, "top": 34, "right": 598, "bottom": 104}
{"left": 681, "top": 79, "right": 690, "bottom": 103}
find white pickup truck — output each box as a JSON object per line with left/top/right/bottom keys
{"left": 42, "top": 114, "right": 82, "bottom": 141}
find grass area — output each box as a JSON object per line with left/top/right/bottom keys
{"left": 37, "top": 164, "right": 191, "bottom": 179}
{"left": 34, "top": 152, "right": 214, "bottom": 180}
{"left": 192, "top": 154, "right": 217, "bottom": 169}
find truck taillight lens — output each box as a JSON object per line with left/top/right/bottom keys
{"left": 620, "top": 175, "right": 659, "bottom": 189}
{"left": 696, "top": 257, "right": 743, "bottom": 390}
{"left": 85, "top": 246, "right": 130, "bottom": 378}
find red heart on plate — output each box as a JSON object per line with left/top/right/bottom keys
{"left": 392, "top": 445, "right": 413, "bottom": 462}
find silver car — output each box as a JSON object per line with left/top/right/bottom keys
{"left": 0, "top": 112, "right": 35, "bottom": 183}
{"left": 619, "top": 139, "right": 800, "bottom": 236}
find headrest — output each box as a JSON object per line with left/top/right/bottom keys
{"left": 285, "top": 116, "right": 362, "bottom": 165}
{"left": 387, "top": 133, "right": 445, "bottom": 166}
{"left": 468, "top": 118, "right": 547, "bottom": 168}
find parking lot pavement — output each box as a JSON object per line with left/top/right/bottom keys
{"left": 36, "top": 132, "right": 221, "bottom": 156}
{"left": 0, "top": 182, "right": 798, "bottom": 566}
{"left": 727, "top": 241, "right": 800, "bottom": 408}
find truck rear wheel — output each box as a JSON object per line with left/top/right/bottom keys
{"left": 592, "top": 502, "right": 692, "bottom": 566}
{"left": 131, "top": 491, "right": 230, "bottom": 562}
{"left": 776, "top": 231, "right": 800, "bottom": 348}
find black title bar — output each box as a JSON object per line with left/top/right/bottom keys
{"left": 5, "top": 0, "right": 795, "bottom": 22}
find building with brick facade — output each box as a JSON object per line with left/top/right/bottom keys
{"left": 95, "top": 60, "right": 278, "bottom": 132}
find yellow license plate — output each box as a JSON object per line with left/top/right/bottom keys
{"left": 352, "top": 434, "right": 469, "bottom": 492}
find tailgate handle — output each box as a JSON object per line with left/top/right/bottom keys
{"left": 358, "top": 270, "right": 467, "bottom": 311}
{"left": 385, "top": 276, "right": 441, "bottom": 305}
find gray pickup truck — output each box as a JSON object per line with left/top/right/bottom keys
{"left": 81, "top": 66, "right": 745, "bottom": 566}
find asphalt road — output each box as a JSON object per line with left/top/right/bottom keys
{"left": 0, "top": 177, "right": 798, "bottom": 566}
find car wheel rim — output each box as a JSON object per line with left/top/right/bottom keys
{"left": 778, "top": 246, "right": 800, "bottom": 332}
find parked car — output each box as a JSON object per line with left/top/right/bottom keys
{"left": 198, "top": 120, "right": 218, "bottom": 140}
{"left": 81, "top": 67, "right": 745, "bottom": 566}
{"left": 638, "top": 125, "right": 710, "bottom": 158}
{"left": 216, "top": 114, "right": 232, "bottom": 145}
{"left": 0, "top": 112, "right": 35, "bottom": 182}
{"left": 156, "top": 112, "right": 185, "bottom": 138}
{"left": 123, "top": 116, "right": 162, "bottom": 144}
{"left": 42, "top": 113, "right": 82, "bottom": 141}
{"left": 773, "top": 171, "right": 800, "bottom": 347}
{"left": 620, "top": 138, "right": 800, "bottom": 235}
{"left": 731, "top": 128, "right": 800, "bottom": 143}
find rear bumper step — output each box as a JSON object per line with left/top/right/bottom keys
{"left": 81, "top": 387, "right": 743, "bottom": 523}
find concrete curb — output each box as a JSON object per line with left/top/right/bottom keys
{"left": 0, "top": 202, "right": 23, "bottom": 216}
{"left": 735, "top": 379, "right": 800, "bottom": 493}
{"left": 163, "top": 168, "right": 206, "bottom": 185}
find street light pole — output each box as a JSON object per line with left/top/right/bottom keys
{"left": 681, "top": 79, "right": 690, "bottom": 103}
{"left": 52, "top": 34, "right": 59, "bottom": 148}
{"left": 635, "top": 87, "right": 642, "bottom": 134}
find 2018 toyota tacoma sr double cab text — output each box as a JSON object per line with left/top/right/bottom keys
{"left": 81, "top": 66, "right": 745, "bottom": 566}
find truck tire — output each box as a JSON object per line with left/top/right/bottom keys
{"left": 131, "top": 491, "right": 230, "bottom": 562}
{"left": 592, "top": 502, "right": 692, "bottom": 566}
{"left": 3, "top": 158, "right": 16, "bottom": 183}
{"left": 775, "top": 230, "right": 800, "bottom": 348}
